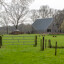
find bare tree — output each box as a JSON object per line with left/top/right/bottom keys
{"left": 30, "top": 10, "right": 40, "bottom": 22}
{"left": 12, "top": 0, "right": 33, "bottom": 5}
{"left": 0, "top": 0, "right": 34, "bottom": 30}
{"left": 30, "top": 5, "right": 57, "bottom": 22}
{"left": 7, "top": 3, "right": 29, "bottom": 29}
{"left": 39, "top": 6, "right": 49, "bottom": 18}
{"left": 0, "top": 0, "right": 34, "bottom": 28}
{"left": 0, "top": 0, "right": 4, "bottom": 3}
{"left": 61, "top": 21, "right": 64, "bottom": 32}
{"left": 39, "top": 5, "right": 56, "bottom": 18}
{"left": 0, "top": 0, "right": 10, "bottom": 34}
{"left": 54, "top": 10, "right": 64, "bottom": 32}
{"left": 0, "top": 12, "right": 9, "bottom": 34}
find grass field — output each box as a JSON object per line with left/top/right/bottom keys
{"left": 0, "top": 34, "right": 64, "bottom": 64}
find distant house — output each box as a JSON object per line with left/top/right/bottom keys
{"left": 32, "top": 18, "right": 58, "bottom": 34}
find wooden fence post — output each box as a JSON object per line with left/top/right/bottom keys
{"left": 0, "top": 36, "right": 2, "bottom": 48}
{"left": 43, "top": 37, "right": 44, "bottom": 51}
{"left": 48, "top": 39, "right": 52, "bottom": 48}
{"left": 34, "top": 35, "right": 37, "bottom": 47}
{"left": 40, "top": 37, "right": 44, "bottom": 51}
{"left": 55, "top": 41, "right": 57, "bottom": 56}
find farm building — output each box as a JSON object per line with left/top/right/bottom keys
{"left": 32, "top": 18, "right": 59, "bottom": 34}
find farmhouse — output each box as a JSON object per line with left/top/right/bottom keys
{"left": 32, "top": 18, "right": 58, "bottom": 33}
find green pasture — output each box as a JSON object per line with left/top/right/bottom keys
{"left": 0, "top": 34, "right": 64, "bottom": 64}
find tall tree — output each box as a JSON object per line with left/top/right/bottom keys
{"left": 54, "top": 10, "right": 64, "bottom": 32}
{"left": 30, "top": 10, "right": 39, "bottom": 22}
{"left": 7, "top": 3, "right": 28, "bottom": 29}
{"left": 0, "top": 12, "right": 9, "bottom": 34}
{"left": 39, "top": 5, "right": 56, "bottom": 18}
{"left": 0, "top": 0, "right": 34, "bottom": 30}
{"left": 60, "top": 21, "right": 64, "bottom": 32}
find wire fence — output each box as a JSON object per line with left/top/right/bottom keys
{"left": 0, "top": 35, "right": 64, "bottom": 56}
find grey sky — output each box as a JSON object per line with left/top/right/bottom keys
{"left": 29, "top": 0, "right": 64, "bottom": 10}
{"left": 5, "top": 0, "right": 64, "bottom": 10}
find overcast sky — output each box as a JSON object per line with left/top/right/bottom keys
{"left": 5, "top": 0, "right": 64, "bottom": 10}
{"left": 29, "top": 0, "right": 64, "bottom": 10}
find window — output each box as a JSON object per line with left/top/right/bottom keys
{"left": 47, "top": 29, "right": 51, "bottom": 32}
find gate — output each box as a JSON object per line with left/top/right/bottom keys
{"left": 0, "top": 35, "right": 37, "bottom": 49}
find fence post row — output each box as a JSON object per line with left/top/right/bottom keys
{"left": 0, "top": 36, "right": 2, "bottom": 48}
{"left": 34, "top": 35, "right": 37, "bottom": 47}
{"left": 55, "top": 41, "right": 57, "bottom": 56}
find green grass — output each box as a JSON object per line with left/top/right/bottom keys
{"left": 0, "top": 34, "right": 64, "bottom": 64}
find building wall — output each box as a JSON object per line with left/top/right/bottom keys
{"left": 47, "top": 21, "right": 59, "bottom": 33}
{"left": 32, "top": 27, "right": 47, "bottom": 34}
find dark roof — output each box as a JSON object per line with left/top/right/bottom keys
{"left": 32, "top": 18, "right": 53, "bottom": 31}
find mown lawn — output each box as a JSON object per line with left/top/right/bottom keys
{"left": 0, "top": 34, "right": 64, "bottom": 64}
